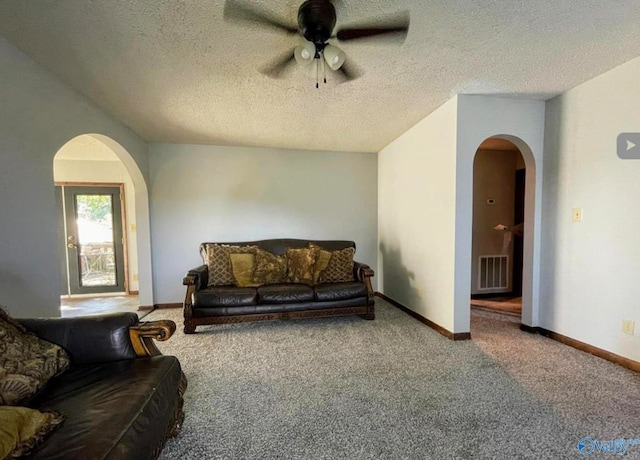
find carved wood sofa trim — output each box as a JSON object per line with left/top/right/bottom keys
{"left": 129, "top": 319, "right": 177, "bottom": 357}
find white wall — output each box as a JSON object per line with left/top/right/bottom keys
{"left": 542, "top": 56, "right": 640, "bottom": 362}
{"left": 0, "top": 38, "right": 151, "bottom": 317}
{"left": 54, "top": 158, "right": 139, "bottom": 292}
{"left": 149, "top": 144, "right": 378, "bottom": 304}
{"left": 378, "top": 95, "right": 545, "bottom": 335}
{"left": 378, "top": 97, "right": 459, "bottom": 332}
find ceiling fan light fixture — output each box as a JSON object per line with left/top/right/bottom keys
{"left": 323, "top": 44, "right": 346, "bottom": 71}
{"left": 294, "top": 40, "right": 316, "bottom": 64}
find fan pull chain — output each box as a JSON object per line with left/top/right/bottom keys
{"left": 323, "top": 54, "right": 327, "bottom": 84}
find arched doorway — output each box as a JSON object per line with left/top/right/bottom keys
{"left": 470, "top": 138, "right": 526, "bottom": 323}
{"left": 53, "top": 134, "right": 152, "bottom": 316}
{"left": 460, "top": 134, "right": 539, "bottom": 332}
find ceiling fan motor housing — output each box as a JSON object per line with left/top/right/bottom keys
{"left": 298, "top": 0, "right": 336, "bottom": 49}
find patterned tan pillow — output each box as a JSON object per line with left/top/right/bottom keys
{"left": 0, "top": 307, "right": 70, "bottom": 406}
{"left": 0, "top": 406, "right": 65, "bottom": 458}
{"left": 229, "top": 253, "right": 259, "bottom": 287}
{"left": 319, "top": 247, "right": 355, "bottom": 283}
{"left": 204, "top": 244, "right": 258, "bottom": 286}
{"left": 308, "top": 243, "right": 332, "bottom": 284}
{"left": 252, "top": 249, "right": 288, "bottom": 285}
{"left": 286, "top": 248, "right": 316, "bottom": 285}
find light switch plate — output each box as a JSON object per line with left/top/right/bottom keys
{"left": 572, "top": 208, "right": 582, "bottom": 222}
{"left": 622, "top": 319, "right": 635, "bottom": 335}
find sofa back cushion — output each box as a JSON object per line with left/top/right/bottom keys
{"left": 204, "top": 244, "right": 258, "bottom": 286}
{"left": 318, "top": 247, "right": 356, "bottom": 283}
{"left": 200, "top": 239, "right": 355, "bottom": 259}
{"left": 200, "top": 240, "right": 357, "bottom": 286}
{"left": 252, "top": 249, "right": 288, "bottom": 285}
{"left": 229, "top": 253, "right": 259, "bottom": 287}
{"left": 285, "top": 248, "right": 317, "bottom": 285}
{"left": 0, "top": 307, "right": 70, "bottom": 406}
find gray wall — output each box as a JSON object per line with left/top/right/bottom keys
{"left": 0, "top": 38, "right": 149, "bottom": 317}
{"left": 149, "top": 144, "right": 378, "bottom": 304}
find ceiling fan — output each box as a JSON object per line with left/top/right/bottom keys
{"left": 223, "top": 0, "right": 410, "bottom": 86}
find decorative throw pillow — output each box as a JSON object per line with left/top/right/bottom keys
{"left": 0, "top": 406, "right": 65, "bottom": 458}
{"left": 229, "top": 253, "right": 259, "bottom": 287}
{"left": 286, "top": 248, "right": 316, "bottom": 285}
{"left": 308, "top": 243, "right": 332, "bottom": 284}
{"left": 319, "top": 247, "right": 356, "bottom": 283}
{"left": 0, "top": 306, "right": 70, "bottom": 406}
{"left": 252, "top": 249, "right": 288, "bottom": 285}
{"left": 204, "top": 244, "right": 258, "bottom": 286}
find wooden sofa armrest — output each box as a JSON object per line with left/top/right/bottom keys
{"left": 129, "top": 320, "right": 177, "bottom": 357}
{"left": 353, "top": 262, "right": 375, "bottom": 306}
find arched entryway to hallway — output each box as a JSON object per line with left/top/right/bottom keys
{"left": 466, "top": 134, "right": 540, "bottom": 330}
{"left": 453, "top": 132, "right": 541, "bottom": 336}
{"left": 53, "top": 134, "right": 153, "bottom": 316}
{"left": 470, "top": 138, "right": 526, "bottom": 326}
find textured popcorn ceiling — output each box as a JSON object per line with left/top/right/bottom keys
{"left": 1, "top": 1, "right": 640, "bottom": 153}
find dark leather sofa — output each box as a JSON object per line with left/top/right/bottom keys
{"left": 17, "top": 313, "right": 187, "bottom": 460}
{"left": 183, "top": 239, "right": 375, "bottom": 334}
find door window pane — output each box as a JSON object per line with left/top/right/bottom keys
{"left": 75, "top": 194, "right": 116, "bottom": 287}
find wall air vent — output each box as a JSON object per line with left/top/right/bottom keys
{"left": 478, "top": 255, "right": 509, "bottom": 291}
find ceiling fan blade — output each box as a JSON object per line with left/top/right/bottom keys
{"left": 336, "top": 60, "right": 362, "bottom": 83}
{"left": 260, "top": 49, "right": 298, "bottom": 79}
{"left": 336, "top": 12, "right": 410, "bottom": 43}
{"left": 223, "top": 1, "right": 298, "bottom": 35}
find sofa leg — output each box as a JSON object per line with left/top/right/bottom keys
{"left": 183, "top": 320, "right": 196, "bottom": 334}
{"left": 363, "top": 313, "right": 375, "bottom": 320}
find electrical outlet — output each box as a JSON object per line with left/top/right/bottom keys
{"left": 133, "top": 274, "right": 139, "bottom": 282}
{"left": 572, "top": 208, "right": 582, "bottom": 222}
{"left": 622, "top": 319, "right": 635, "bottom": 335}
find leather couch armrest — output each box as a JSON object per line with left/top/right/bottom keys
{"left": 183, "top": 264, "right": 208, "bottom": 290}
{"left": 354, "top": 261, "right": 375, "bottom": 306}
{"left": 354, "top": 262, "right": 375, "bottom": 282}
{"left": 19, "top": 313, "right": 140, "bottom": 364}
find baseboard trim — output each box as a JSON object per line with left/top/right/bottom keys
{"left": 129, "top": 290, "right": 139, "bottom": 295}
{"left": 379, "top": 292, "right": 638, "bottom": 372}
{"left": 138, "top": 305, "right": 154, "bottom": 312}
{"left": 519, "top": 324, "right": 538, "bottom": 334}
{"left": 154, "top": 303, "right": 183, "bottom": 309}
{"left": 375, "top": 292, "right": 471, "bottom": 341}
{"left": 535, "top": 327, "right": 640, "bottom": 373}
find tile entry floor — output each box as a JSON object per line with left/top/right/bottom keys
{"left": 60, "top": 294, "right": 144, "bottom": 318}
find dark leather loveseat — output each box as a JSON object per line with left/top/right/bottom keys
{"left": 17, "top": 313, "right": 187, "bottom": 460}
{"left": 183, "top": 239, "right": 375, "bottom": 334}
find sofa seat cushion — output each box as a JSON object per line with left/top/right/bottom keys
{"left": 257, "top": 284, "right": 314, "bottom": 304}
{"left": 193, "top": 287, "right": 257, "bottom": 307}
{"left": 29, "top": 356, "right": 182, "bottom": 460}
{"left": 314, "top": 282, "right": 368, "bottom": 302}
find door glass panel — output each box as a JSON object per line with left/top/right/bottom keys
{"left": 75, "top": 194, "right": 116, "bottom": 287}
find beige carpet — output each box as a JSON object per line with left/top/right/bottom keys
{"left": 147, "top": 299, "right": 640, "bottom": 459}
